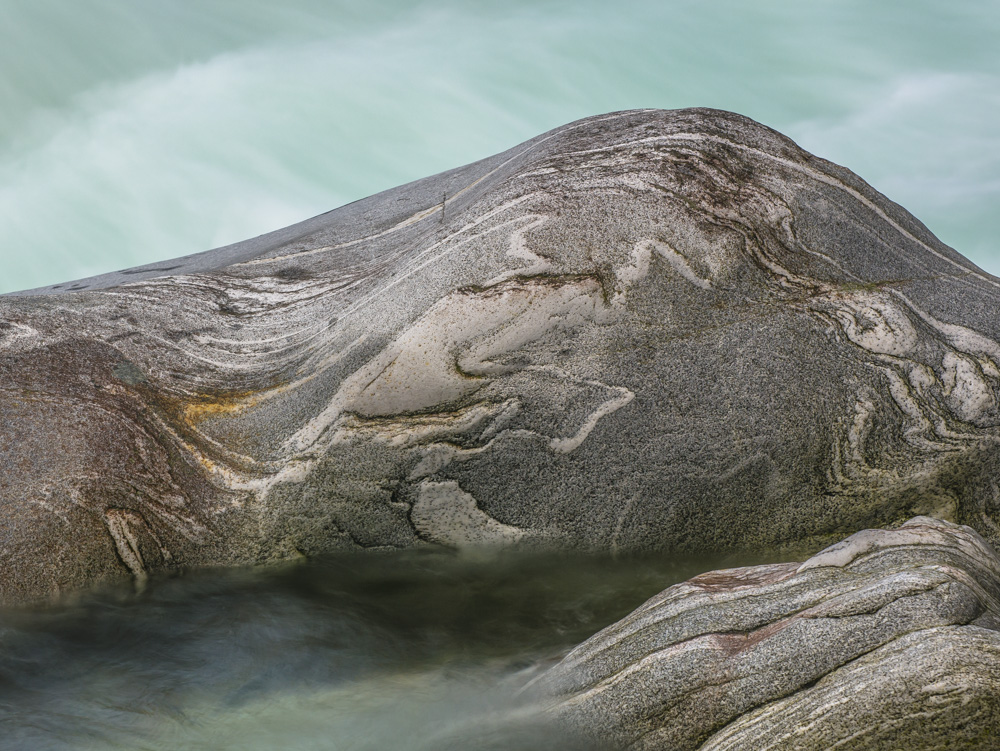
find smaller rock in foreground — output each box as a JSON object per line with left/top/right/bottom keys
{"left": 530, "top": 516, "right": 1000, "bottom": 750}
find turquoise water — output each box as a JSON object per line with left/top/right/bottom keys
{"left": 1, "top": 6, "right": 994, "bottom": 746}
{"left": 0, "top": 1, "right": 997, "bottom": 293}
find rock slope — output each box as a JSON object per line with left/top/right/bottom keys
{"left": 531, "top": 516, "right": 1000, "bottom": 750}
{"left": 2, "top": 108, "right": 1000, "bottom": 601}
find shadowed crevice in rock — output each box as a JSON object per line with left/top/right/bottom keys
{"left": 2, "top": 108, "right": 999, "bottom": 602}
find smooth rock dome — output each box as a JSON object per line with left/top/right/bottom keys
{"left": 2, "top": 108, "right": 999, "bottom": 602}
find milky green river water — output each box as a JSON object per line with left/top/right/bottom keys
{"left": 0, "top": 1, "right": 997, "bottom": 293}
{"left": 0, "top": 549, "right": 754, "bottom": 750}
{"left": 0, "top": 4, "right": 996, "bottom": 748}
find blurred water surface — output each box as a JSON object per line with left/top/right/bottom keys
{"left": 0, "top": 5, "right": 992, "bottom": 747}
{"left": 0, "top": 548, "right": 755, "bottom": 750}
{"left": 0, "top": 0, "right": 997, "bottom": 292}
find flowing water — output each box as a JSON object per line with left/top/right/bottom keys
{"left": 0, "top": 549, "right": 758, "bottom": 750}
{"left": 0, "top": 4, "right": 996, "bottom": 748}
{"left": 0, "top": 1, "right": 997, "bottom": 293}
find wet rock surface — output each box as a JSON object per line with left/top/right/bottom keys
{"left": 2, "top": 108, "right": 1000, "bottom": 601}
{"left": 532, "top": 516, "right": 1000, "bottom": 750}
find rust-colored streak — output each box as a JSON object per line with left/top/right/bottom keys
{"left": 690, "top": 562, "right": 800, "bottom": 592}
{"left": 712, "top": 618, "right": 795, "bottom": 657}
{"left": 181, "top": 390, "right": 262, "bottom": 424}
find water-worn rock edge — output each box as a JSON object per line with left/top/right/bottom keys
{"left": 531, "top": 516, "right": 1000, "bottom": 750}
{"left": 2, "top": 108, "right": 999, "bottom": 602}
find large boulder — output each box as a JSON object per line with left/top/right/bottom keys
{"left": 531, "top": 516, "right": 1000, "bottom": 750}
{"left": 2, "top": 108, "right": 1000, "bottom": 601}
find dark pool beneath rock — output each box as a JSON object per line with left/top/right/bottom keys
{"left": 0, "top": 548, "right": 775, "bottom": 750}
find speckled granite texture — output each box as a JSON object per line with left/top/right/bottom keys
{"left": 532, "top": 516, "right": 1000, "bottom": 750}
{"left": 2, "top": 108, "right": 999, "bottom": 602}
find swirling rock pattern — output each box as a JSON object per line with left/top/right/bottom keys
{"left": 531, "top": 517, "right": 1000, "bottom": 750}
{"left": 2, "top": 108, "right": 1000, "bottom": 601}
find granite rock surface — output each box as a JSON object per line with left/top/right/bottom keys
{"left": 2, "top": 108, "right": 1000, "bottom": 601}
{"left": 531, "top": 516, "right": 1000, "bottom": 750}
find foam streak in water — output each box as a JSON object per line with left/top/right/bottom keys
{"left": 0, "top": 1, "right": 997, "bottom": 293}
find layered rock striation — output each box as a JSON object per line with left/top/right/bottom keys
{"left": 531, "top": 516, "right": 1000, "bottom": 750}
{"left": 2, "top": 108, "right": 1000, "bottom": 601}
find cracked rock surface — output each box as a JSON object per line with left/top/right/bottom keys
{"left": 531, "top": 516, "right": 1000, "bottom": 750}
{"left": 2, "top": 108, "right": 1000, "bottom": 602}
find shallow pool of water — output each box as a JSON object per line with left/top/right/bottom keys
{"left": 0, "top": 548, "right": 765, "bottom": 750}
